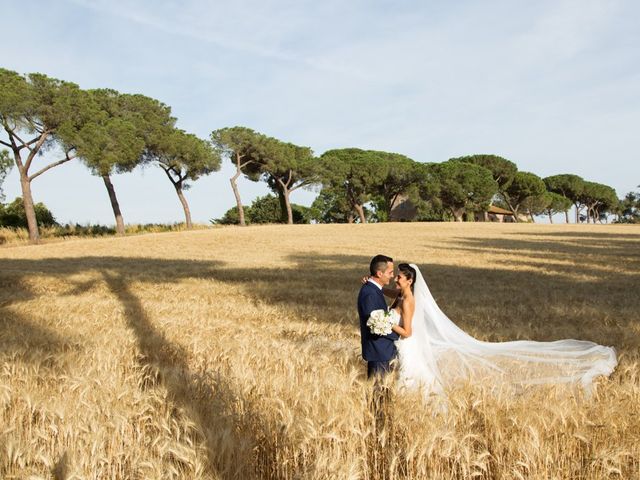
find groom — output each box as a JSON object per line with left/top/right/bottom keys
{"left": 358, "top": 254, "right": 399, "bottom": 378}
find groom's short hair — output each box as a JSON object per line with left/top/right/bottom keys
{"left": 370, "top": 254, "right": 393, "bottom": 276}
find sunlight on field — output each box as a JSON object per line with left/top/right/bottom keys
{"left": 1, "top": 223, "right": 639, "bottom": 479}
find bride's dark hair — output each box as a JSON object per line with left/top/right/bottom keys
{"left": 398, "top": 263, "right": 417, "bottom": 293}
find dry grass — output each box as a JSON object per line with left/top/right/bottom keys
{"left": 0, "top": 223, "right": 209, "bottom": 247}
{"left": 1, "top": 223, "right": 639, "bottom": 479}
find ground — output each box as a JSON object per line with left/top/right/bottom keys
{"left": 1, "top": 223, "right": 639, "bottom": 479}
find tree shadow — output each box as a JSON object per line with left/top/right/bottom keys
{"left": 445, "top": 235, "right": 640, "bottom": 263}
{"left": 0, "top": 276, "right": 83, "bottom": 368}
{"left": 511, "top": 230, "right": 640, "bottom": 240}
{"left": 4, "top": 249, "right": 637, "bottom": 345}
{"left": 101, "top": 271, "right": 266, "bottom": 479}
{"left": 0, "top": 311, "right": 82, "bottom": 368}
{"left": 0, "top": 256, "right": 312, "bottom": 478}
{"left": 194, "top": 250, "right": 637, "bottom": 348}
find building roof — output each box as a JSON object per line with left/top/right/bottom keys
{"left": 487, "top": 205, "right": 515, "bottom": 215}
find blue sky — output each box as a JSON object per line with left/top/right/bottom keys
{"left": 2, "top": 0, "right": 639, "bottom": 224}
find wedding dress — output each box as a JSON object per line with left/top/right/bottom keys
{"left": 394, "top": 264, "right": 617, "bottom": 396}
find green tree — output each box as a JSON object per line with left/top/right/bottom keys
{"left": 0, "top": 196, "right": 57, "bottom": 228}
{"left": 449, "top": 154, "right": 518, "bottom": 193}
{"left": 432, "top": 161, "right": 498, "bottom": 221}
{"left": 310, "top": 186, "right": 356, "bottom": 223}
{"left": 318, "top": 148, "right": 387, "bottom": 223}
{"left": 372, "top": 151, "right": 424, "bottom": 221}
{"left": 71, "top": 90, "right": 177, "bottom": 235}
{"left": 502, "top": 172, "right": 546, "bottom": 222}
{"left": 72, "top": 89, "right": 145, "bottom": 235}
{"left": 214, "top": 194, "right": 310, "bottom": 225}
{"left": 0, "top": 149, "right": 12, "bottom": 202}
{"left": 411, "top": 162, "right": 443, "bottom": 221}
{"left": 214, "top": 205, "right": 243, "bottom": 225}
{"left": 246, "top": 194, "right": 281, "bottom": 224}
{"left": 211, "top": 126, "right": 264, "bottom": 226}
{"left": 541, "top": 192, "right": 573, "bottom": 224}
{"left": 0, "top": 69, "right": 90, "bottom": 242}
{"left": 618, "top": 187, "right": 640, "bottom": 223}
{"left": 520, "top": 192, "right": 552, "bottom": 223}
{"left": 148, "top": 129, "right": 220, "bottom": 229}
{"left": 597, "top": 189, "right": 620, "bottom": 223}
{"left": 544, "top": 174, "right": 585, "bottom": 223}
{"left": 579, "top": 182, "right": 618, "bottom": 223}
{"left": 245, "top": 138, "right": 319, "bottom": 224}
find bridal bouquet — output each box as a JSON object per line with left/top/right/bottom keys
{"left": 367, "top": 309, "right": 400, "bottom": 336}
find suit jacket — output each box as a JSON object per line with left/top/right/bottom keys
{"left": 358, "top": 281, "right": 399, "bottom": 362}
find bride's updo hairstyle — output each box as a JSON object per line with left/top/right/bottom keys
{"left": 398, "top": 263, "right": 417, "bottom": 292}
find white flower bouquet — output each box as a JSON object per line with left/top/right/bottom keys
{"left": 367, "top": 309, "right": 400, "bottom": 336}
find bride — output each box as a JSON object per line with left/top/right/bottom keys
{"left": 383, "top": 263, "right": 617, "bottom": 395}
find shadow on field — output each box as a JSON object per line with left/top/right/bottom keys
{"left": 184, "top": 250, "right": 637, "bottom": 349}
{"left": 0, "top": 256, "right": 299, "bottom": 478}
{"left": 449, "top": 233, "right": 640, "bottom": 262}
{"left": 0, "top": 311, "right": 80, "bottom": 366}
{"left": 0, "top": 276, "right": 82, "bottom": 366}
{"left": 101, "top": 271, "right": 280, "bottom": 479}
{"left": 511, "top": 230, "right": 640, "bottom": 241}
{"left": 3, "top": 245, "right": 639, "bottom": 350}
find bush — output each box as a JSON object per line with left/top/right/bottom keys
{"left": 215, "top": 206, "right": 242, "bottom": 225}
{"left": 0, "top": 197, "right": 58, "bottom": 228}
{"left": 214, "top": 195, "right": 311, "bottom": 225}
{"left": 248, "top": 195, "right": 282, "bottom": 223}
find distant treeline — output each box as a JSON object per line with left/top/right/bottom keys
{"left": 1, "top": 69, "right": 638, "bottom": 244}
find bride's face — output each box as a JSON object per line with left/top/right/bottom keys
{"left": 396, "top": 272, "right": 412, "bottom": 290}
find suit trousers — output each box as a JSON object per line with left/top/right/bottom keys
{"left": 367, "top": 360, "right": 393, "bottom": 379}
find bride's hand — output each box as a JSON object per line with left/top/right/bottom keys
{"left": 361, "top": 275, "right": 370, "bottom": 284}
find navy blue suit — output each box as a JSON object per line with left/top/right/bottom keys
{"left": 358, "top": 281, "right": 399, "bottom": 377}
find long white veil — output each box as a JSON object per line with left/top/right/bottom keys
{"left": 395, "top": 264, "right": 617, "bottom": 395}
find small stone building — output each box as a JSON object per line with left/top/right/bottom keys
{"left": 475, "top": 205, "right": 516, "bottom": 223}
{"left": 389, "top": 195, "right": 417, "bottom": 221}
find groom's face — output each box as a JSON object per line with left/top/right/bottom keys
{"left": 379, "top": 261, "right": 394, "bottom": 286}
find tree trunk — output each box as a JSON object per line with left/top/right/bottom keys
{"left": 283, "top": 188, "right": 293, "bottom": 225}
{"left": 588, "top": 206, "right": 596, "bottom": 224}
{"left": 274, "top": 189, "right": 288, "bottom": 223}
{"left": 18, "top": 167, "right": 40, "bottom": 243}
{"left": 229, "top": 177, "right": 245, "bottom": 226}
{"left": 347, "top": 213, "right": 355, "bottom": 224}
{"left": 564, "top": 210, "right": 569, "bottom": 224}
{"left": 548, "top": 210, "right": 554, "bottom": 224}
{"left": 4, "top": 128, "right": 73, "bottom": 244}
{"left": 175, "top": 184, "right": 192, "bottom": 229}
{"left": 451, "top": 207, "right": 464, "bottom": 222}
{"left": 575, "top": 203, "right": 580, "bottom": 223}
{"left": 503, "top": 199, "right": 519, "bottom": 223}
{"left": 354, "top": 204, "right": 367, "bottom": 223}
{"left": 529, "top": 211, "right": 536, "bottom": 223}
{"left": 230, "top": 159, "right": 246, "bottom": 226}
{"left": 385, "top": 193, "right": 398, "bottom": 221}
{"left": 102, "top": 174, "right": 125, "bottom": 235}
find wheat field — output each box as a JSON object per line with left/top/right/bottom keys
{"left": 1, "top": 223, "right": 639, "bottom": 479}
